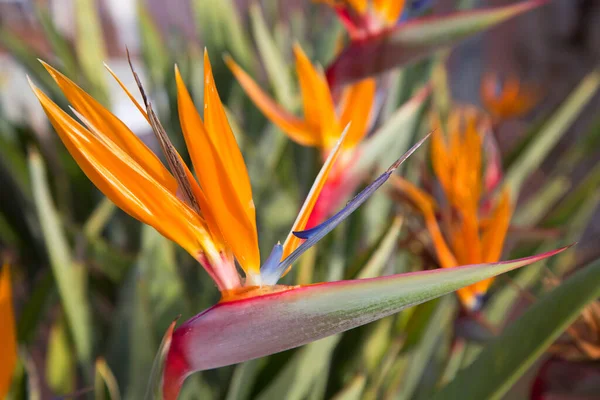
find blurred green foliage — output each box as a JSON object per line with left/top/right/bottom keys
{"left": 0, "top": 1, "right": 599, "bottom": 399}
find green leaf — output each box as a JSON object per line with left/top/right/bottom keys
{"left": 544, "top": 162, "right": 600, "bottom": 227}
{"left": 29, "top": 149, "right": 93, "bottom": 366}
{"left": 0, "top": 28, "right": 63, "bottom": 101}
{"left": 45, "top": 316, "right": 75, "bottom": 395}
{"left": 162, "top": 248, "right": 566, "bottom": 400}
{"left": 395, "top": 297, "right": 456, "bottom": 400}
{"left": 35, "top": 5, "right": 78, "bottom": 78}
{"left": 433, "top": 258, "right": 600, "bottom": 400}
{"left": 331, "top": 375, "right": 367, "bottom": 400}
{"left": 75, "top": 0, "right": 109, "bottom": 104}
{"left": 512, "top": 176, "right": 571, "bottom": 226}
{"left": 249, "top": 3, "right": 296, "bottom": 110}
{"left": 357, "top": 216, "right": 404, "bottom": 279}
{"left": 225, "top": 360, "right": 263, "bottom": 400}
{"left": 84, "top": 198, "right": 116, "bottom": 240}
{"left": 485, "top": 187, "right": 600, "bottom": 327}
{"left": 137, "top": 3, "right": 170, "bottom": 87}
{"left": 94, "top": 358, "right": 121, "bottom": 400}
{"left": 193, "top": 0, "right": 254, "bottom": 73}
{"left": 256, "top": 335, "right": 341, "bottom": 400}
{"left": 351, "top": 86, "right": 430, "bottom": 176}
{"left": 505, "top": 69, "right": 600, "bottom": 196}
{"left": 326, "top": 1, "right": 547, "bottom": 87}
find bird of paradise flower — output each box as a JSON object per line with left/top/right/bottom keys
{"left": 392, "top": 106, "right": 516, "bottom": 310}
{"left": 0, "top": 263, "right": 17, "bottom": 399}
{"left": 30, "top": 51, "right": 565, "bottom": 399}
{"left": 226, "top": 44, "right": 382, "bottom": 228}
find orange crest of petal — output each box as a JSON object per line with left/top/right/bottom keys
{"left": 282, "top": 125, "right": 351, "bottom": 262}
{"left": 201, "top": 51, "right": 261, "bottom": 275}
{"left": 228, "top": 43, "right": 375, "bottom": 154}
{"left": 372, "top": 0, "right": 405, "bottom": 25}
{"left": 401, "top": 106, "right": 512, "bottom": 309}
{"left": 33, "top": 58, "right": 264, "bottom": 291}
{"left": 0, "top": 264, "right": 17, "bottom": 398}
{"left": 339, "top": 78, "right": 377, "bottom": 149}
{"left": 225, "top": 55, "right": 319, "bottom": 147}
{"left": 316, "top": 0, "right": 405, "bottom": 26}
{"left": 293, "top": 44, "right": 341, "bottom": 150}
{"left": 30, "top": 81, "right": 212, "bottom": 258}
{"left": 481, "top": 72, "right": 540, "bottom": 120}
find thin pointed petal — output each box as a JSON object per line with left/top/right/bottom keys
{"left": 31, "top": 83, "right": 208, "bottom": 257}
{"left": 293, "top": 44, "right": 340, "bottom": 148}
{"left": 104, "top": 62, "right": 149, "bottom": 122}
{"left": 163, "top": 247, "right": 568, "bottom": 400}
{"left": 391, "top": 176, "right": 458, "bottom": 269}
{"left": 339, "top": 78, "right": 377, "bottom": 148}
{"left": 294, "top": 44, "right": 326, "bottom": 131}
{"left": 203, "top": 52, "right": 260, "bottom": 273}
{"left": 373, "top": 0, "right": 406, "bottom": 24}
{"left": 282, "top": 125, "right": 350, "bottom": 261}
{"left": 275, "top": 134, "right": 430, "bottom": 279}
{"left": 430, "top": 127, "right": 452, "bottom": 198}
{"left": 175, "top": 66, "right": 229, "bottom": 246}
{"left": 151, "top": 318, "right": 180, "bottom": 400}
{"left": 225, "top": 55, "right": 319, "bottom": 147}
{"left": 259, "top": 243, "right": 284, "bottom": 285}
{"left": 0, "top": 264, "right": 17, "bottom": 399}
{"left": 326, "top": 0, "right": 549, "bottom": 88}
{"left": 480, "top": 187, "right": 513, "bottom": 265}
{"left": 40, "top": 61, "right": 176, "bottom": 193}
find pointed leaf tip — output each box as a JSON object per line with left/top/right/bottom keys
{"left": 276, "top": 133, "right": 430, "bottom": 276}
{"left": 326, "top": 0, "right": 549, "bottom": 88}
{"left": 163, "top": 246, "right": 566, "bottom": 396}
{"left": 149, "top": 317, "right": 181, "bottom": 400}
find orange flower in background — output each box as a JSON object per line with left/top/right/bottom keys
{"left": 226, "top": 44, "right": 376, "bottom": 155}
{"left": 227, "top": 44, "right": 378, "bottom": 227}
{"left": 481, "top": 72, "right": 540, "bottom": 120}
{"left": 30, "top": 50, "right": 377, "bottom": 296}
{"left": 316, "top": 0, "right": 406, "bottom": 38}
{"left": 0, "top": 263, "right": 17, "bottom": 398}
{"left": 393, "top": 106, "right": 513, "bottom": 310}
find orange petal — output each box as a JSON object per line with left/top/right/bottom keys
{"left": 203, "top": 51, "right": 260, "bottom": 274}
{"left": 103, "top": 62, "right": 149, "bottom": 123}
{"left": 339, "top": 78, "right": 377, "bottom": 148}
{"left": 480, "top": 72, "right": 500, "bottom": 114}
{"left": 40, "top": 61, "right": 176, "bottom": 194}
{"left": 430, "top": 128, "right": 452, "bottom": 197}
{"left": 373, "top": 0, "right": 406, "bottom": 24}
{"left": 455, "top": 113, "right": 483, "bottom": 264}
{"left": 456, "top": 285, "right": 479, "bottom": 311}
{"left": 293, "top": 44, "right": 340, "bottom": 149}
{"left": 0, "top": 264, "right": 17, "bottom": 399}
{"left": 31, "top": 82, "right": 210, "bottom": 257}
{"left": 346, "top": 0, "right": 368, "bottom": 14}
{"left": 481, "top": 73, "right": 539, "bottom": 119}
{"left": 480, "top": 187, "right": 512, "bottom": 264}
{"left": 175, "top": 66, "right": 229, "bottom": 248}
{"left": 391, "top": 176, "right": 458, "bottom": 269}
{"left": 281, "top": 124, "right": 350, "bottom": 261}
{"left": 224, "top": 55, "right": 320, "bottom": 147}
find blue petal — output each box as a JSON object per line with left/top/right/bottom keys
{"left": 259, "top": 243, "right": 284, "bottom": 285}
{"left": 270, "top": 134, "right": 431, "bottom": 282}
{"left": 400, "top": 0, "right": 435, "bottom": 22}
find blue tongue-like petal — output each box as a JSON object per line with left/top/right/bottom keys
{"left": 259, "top": 243, "right": 284, "bottom": 285}
{"left": 267, "top": 134, "right": 431, "bottom": 284}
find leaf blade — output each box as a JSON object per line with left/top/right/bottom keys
{"left": 326, "top": 1, "right": 547, "bottom": 88}
{"left": 433, "top": 258, "right": 600, "bottom": 400}
{"left": 169, "top": 248, "right": 566, "bottom": 374}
